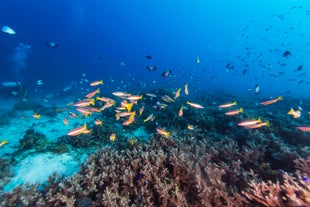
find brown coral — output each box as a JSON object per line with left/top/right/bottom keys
{"left": 243, "top": 161, "right": 310, "bottom": 207}
{"left": 1, "top": 128, "right": 309, "bottom": 207}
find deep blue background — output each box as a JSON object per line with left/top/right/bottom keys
{"left": 0, "top": 0, "right": 309, "bottom": 98}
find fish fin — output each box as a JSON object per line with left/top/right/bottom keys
{"left": 126, "top": 103, "right": 133, "bottom": 112}
{"left": 288, "top": 108, "right": 294, "bottom": 114}
{"left": 257, "top": 117, "right": 262, "bottom": 123}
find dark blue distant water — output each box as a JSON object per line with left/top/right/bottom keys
{"left": 1, "top": 0, "right": 310, "bottom": 98}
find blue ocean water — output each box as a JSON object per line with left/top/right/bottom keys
{"left": 1, "top": 0, "right": 309, "bottom": 98}
{"left": 1, "top": 1, "right": 310, "bottom": 206}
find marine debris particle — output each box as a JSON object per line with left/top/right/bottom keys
{"left": 282, "top": 50, "right": 292, "bottom": 57}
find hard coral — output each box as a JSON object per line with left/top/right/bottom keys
{"left": 243, "top": 171, "right": 310, "bottom": 207}
{"left": 86, "top": 137, "right": 244, "bottom": 206}
{"left": 0, "top": 137, "right": 249, "bottom": 207}
{"left": 2, "top": 126, "right": 309, "bottom": 207}
{"left": 243, "top": 158, "right": 310, "bottom": 207}
{"left": 18, "top": 129, "right": 48, "bottom": 152}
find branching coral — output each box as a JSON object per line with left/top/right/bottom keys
{"left": 294, "top": 157, "right": 310, "bottom": 175}
{"left": 1, "top": 127, "right": 309, "bottom": 207}
{"left": 243, "top": 159, "right": 310, "bottom": 207}
{"left": 0, "top": 136, "right": 250, "bottom": 207}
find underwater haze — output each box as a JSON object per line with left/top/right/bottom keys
{"left": 1, "top": 1, "right": 310, "bottom": 207}
{"left": 0, "top": 0, "right": 309, "bottom": 98}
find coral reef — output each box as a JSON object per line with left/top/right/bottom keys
{"left": 1, "top": 136, "right": 250, "bottom": 206}
{"left": 242, "top": 158, "right": 310, "bottom": 207}
{"left": 18, "top": 129, "right": 49, "bottom": 152}
{"left": 1, "top": 127, "right": 309, "bottom": 207}
{"left": 1, "top": 93, "right": 310, "bottom": 207}
{"left": 15, "top": 129, "right": 70, "bottom": 156}
{"left": 0, "top": 158, "right": 14, "bottom": 190}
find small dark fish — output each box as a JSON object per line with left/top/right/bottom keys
{"left": 298, "top": 80, "right": 304, "bottom": 84}
{"left": 146, "top": 65, "right": 157, "bottom": 71}
{"left": 196, "top": 56, "right": 200, "bottom": 64}
{"left": 296, "top": 65, "right": 303, "bottom": 71}
{"left": 162, "top": 70, "right": 172, "bottom": 78}
{"left": 302, "top": 176, "right": 309, "bottom": 182}
{"left": 242, "top": 69, "right": 247, "bottom": 75}
{"left": 136, "top": 172, "right": 143, "bottom": 180}
{"left": 46, "top": 41, "right": 58, "bottom": 48}
{"left": 255, "top": 85, "right": 260, "bottom": 94}
{"left": 282, "top": 50, "right": 292, "bottom": 57}
{"left": 155, "top": 101, "right": 162, "bottom": 111}
{"left": 225, "top": 63, "right": 234, "bottom": 71}
{"left": 278, "top": 15, "right": 285, "bottom": 20}
{"left": 145, "top": 55, "right": 152, "bottom": 59}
